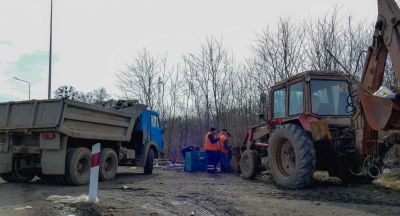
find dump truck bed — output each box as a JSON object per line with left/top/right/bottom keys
{"left": 0, "top": 99, "right": 147, "bottom": 142}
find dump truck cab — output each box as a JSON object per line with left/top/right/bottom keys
{"left": 134, "top": 109, "right": 164, "bottom": 151}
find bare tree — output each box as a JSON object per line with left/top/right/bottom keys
{"left": 383, "top": 57, "right": 400, "bottom": 90}
{"left": 183, "top": 36, "right": 234, "bottom": 129}
{"left": 305, "top": 7, "right": 342, "bottom": 71}
{"left": 116, "top": 48, "right": 160, "bottom": 109}
{"left": 92, "top": 87, "right": 110, "bottom": 104}
{"left": 75, "top": 91, "right": 94, "bottom": 104}
{"left": 251, "top": 17, "right": 306, "bottom": 88}
{"left": 53, "top": 85, "right": 78, "bottom": 100}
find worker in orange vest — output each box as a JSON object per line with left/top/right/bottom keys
{"left": 220, "top": 132, "right": 233, "bottom": 172}
{"left": 217, "top": 129, "right": 228, "bottom": 139}
{"left": 204, "top": 127, "right": 220, "bottom": 172}
{"left": 217, "top": 129, "right": 228, "bottom": 171}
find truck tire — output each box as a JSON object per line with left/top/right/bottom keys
{"left": 0, "top": 173, "right": 15, "bottom": 182}
{"left": 268, "top": 124, "right": 316, "bottom": 188}
{"left": 99, "top": 148, "right": 118, "bottom": 181}
{"left": 55, "top": 148, "right": 74, "bottom": 185}
{"left": 55, "top": 175, "right": 69, "bottom": 185}
{"left": 144, "top": 149, "right": 154, "bottom": 175}
{"left": 10, "top": 157, "right": 35, "bottom": 183}
{"left": 65, "top": 147, "right": 91, "bottom": 186}
{"left": 240, "top": 150, "right": 259, "bottom": 179}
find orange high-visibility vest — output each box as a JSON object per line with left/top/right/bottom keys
{"left": 217, "top": 132, "right": 225, "bottom": 150}
{"left": 204, "top": 132, "right": 218, "bottom": 151}
{"left": 219, "top": 135, "right": 229, "bottom": 154}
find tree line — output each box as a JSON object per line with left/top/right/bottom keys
{"left": 120, "top": 10, "right": 392, "bottom": 161}
{"left": 53, "top": 86, "right": 110, "bottom": 104}
{"left": 58, "top": 9, "right": 400, "bottom": 161}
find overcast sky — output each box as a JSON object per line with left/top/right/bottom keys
{"left": 0, "top": 0, "right": 378, "bottom": 102}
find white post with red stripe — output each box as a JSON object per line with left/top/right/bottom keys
{"left": 88, "top": 143, "right": 100, "bottom": 203}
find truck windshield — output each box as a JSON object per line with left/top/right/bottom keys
{"left": 310, "top": 80, "right": 352, "bottom": 116}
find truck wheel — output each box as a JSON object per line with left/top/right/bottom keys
{"left": 240, "top": 150, "right": 259, "bottom": 179}
{"left": 55, "top": 148, "right": 74, "bottom": 185}
{"left": 0, "top": 173, "right": 15, "bottom": 182}
{"left": 99, "top": 148, "right": 118, "bottom": 181}
{"left": 144, "top": 149, "right": 154, "bottom": 175}
{"left": 10, "top": 157, "right": 35, "bottom": 183}
{"left": 65, "top": 147, "right": 91, "bottom": 186}
{"left": 268, "top": 124, "right": 316, "bottom": 188}
{"left": 55, "top": 175, "right": 69, "bottom": 185}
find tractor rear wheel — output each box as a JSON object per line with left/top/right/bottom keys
{"left": 268, "top": 124, "right": 316, "bottom": 188}
{"left": 240, "top": 150, "right": 259, "bottom": 179}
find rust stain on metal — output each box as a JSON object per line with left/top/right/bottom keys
{"left": 309, "top": 119, "right": 332, "bottom": 141}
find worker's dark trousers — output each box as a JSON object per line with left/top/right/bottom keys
{"left": 216, "top": 151, "right": 224, "bottom": 170}
{"left": 222, "top": 153, "right": 233, "bottom": 172}
{"left": 205, "top": 150, "right": 218, "bottom": 170}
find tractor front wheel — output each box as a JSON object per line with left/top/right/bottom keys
{"left": 268, "top": 124, "right": 316, "bottom": 188}
{"left": 240, "top": 150, "right": 259, "bottom": 179}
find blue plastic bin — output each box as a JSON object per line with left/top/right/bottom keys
{"left": 185, "top": 152, "right": 207, "bottom": 172}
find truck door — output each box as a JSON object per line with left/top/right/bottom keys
{"left": 149, "top": 111, "right": 164, "bottom": 150}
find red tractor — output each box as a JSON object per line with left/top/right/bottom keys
{"left": 235, "top": 0, "right": 400, "bottom": 188}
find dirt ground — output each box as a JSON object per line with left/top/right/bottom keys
{"left": 1, "top": 163, "right": 400, "bottom": 216}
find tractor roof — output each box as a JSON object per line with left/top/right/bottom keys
{"left": 273, "top": 70, "right": 349, "bottom": 86}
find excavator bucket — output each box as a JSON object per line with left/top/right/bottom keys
{"left": 360, "top": 92, "right": 400, "bottom": 130}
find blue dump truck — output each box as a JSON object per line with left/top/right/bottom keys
{"left": 0, "top": 99, "right": 164, "bottom": 185}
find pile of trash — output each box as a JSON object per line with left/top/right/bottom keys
{"left": 99, "top": 99, "right": 140, "bottom": 110}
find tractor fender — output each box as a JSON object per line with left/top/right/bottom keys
{"left": 283, "top": 116, "right": 319, "bottom": 132}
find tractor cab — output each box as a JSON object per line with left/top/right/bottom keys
{"left": 269, "top": 71, "right": 353, "bottom": 130}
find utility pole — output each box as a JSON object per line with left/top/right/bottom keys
{"left": 13, "top": 77, "right": 30, "bottom": 100}
{"left": 48, "top": 0, "right": 53, "bottom": 99}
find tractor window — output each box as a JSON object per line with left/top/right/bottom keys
{"left": 310, "top": 80, "right": 352, "bottom": 116}
{"left": 289, "top": 82, "right": 304, "bottom": 116}
{"left": 273, "top": 87, "right": 286, "bottom": 118}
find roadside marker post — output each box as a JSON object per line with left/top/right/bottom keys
{"left": 88, "top": 143, "right": 101, "bottom": 203}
